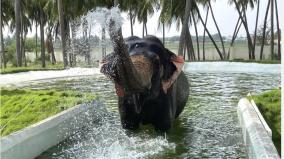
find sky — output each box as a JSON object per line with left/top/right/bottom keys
{"left": 3, "top": 0, "right": 282, "bottom": 38}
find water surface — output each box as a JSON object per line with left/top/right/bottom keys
{"left": 31, "top": 62, "right": 280, "bottom": 159}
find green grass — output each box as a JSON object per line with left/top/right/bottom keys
{"left": 0, "top": 88, "right": 97, "bottom": 136}
{"left": 249, "top": 89, "right": 281, "bottom": 155}
{"left": 0, "top": 63, "right": 65, "bottom": 74}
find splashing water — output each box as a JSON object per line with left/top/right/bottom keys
{"left": 39, "top": 103, "right": 176, "bottom": 159}
{"left": 85, "top": 7, "right": 123, "bottom": 32}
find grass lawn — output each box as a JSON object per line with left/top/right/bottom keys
{"left": 0, "top": 88, "right": 97, "bottom": 136}
{"left": 0, "top": 63, "right": 65, "bottom": 74}
{"left": 249, "top": 89, "right": 281, "bottom": 155}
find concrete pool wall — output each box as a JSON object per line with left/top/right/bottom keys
{"left": 0, "top": 101, "right": 99, "bottom": 159}
{"left": 238, "top": 98, "right": 280, "bottom": 159}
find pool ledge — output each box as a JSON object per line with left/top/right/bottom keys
{"left": 0, "top": 101, "right": 98, "bottom": 159}
{"left": 237, "top": 98, "right": 280, "bottom": 159}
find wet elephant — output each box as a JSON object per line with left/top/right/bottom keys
{"left": 101, "top": 35, "right": 189, "bottom": 131}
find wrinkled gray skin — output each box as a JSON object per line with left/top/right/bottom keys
{"left": 100, "top": 22, "right": 189, "bottom": 131}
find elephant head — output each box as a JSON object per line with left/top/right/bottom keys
{"left": 101, "top": 35, "right": 184, "bottom": 102}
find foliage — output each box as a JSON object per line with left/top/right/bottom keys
{"left": 0, "top": 88, "right": 97, "bottom": 136}
{"left": 256, "top": 24, "right": 271, "bottom": 45}
{"left": 250, "top": 89, "right": 281, "bottom": 155}
{"left": 25, "top": 37, "right": 39, "bottom": 52}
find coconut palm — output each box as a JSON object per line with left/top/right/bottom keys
{"left": 274, "top": 0, "right": 280, "bottom": 59}
{"left": 191, "top": 12, "right": 200, "bottom": 60}
{"left": 230, "top": 0, "right": 257, "bottom": 60}
{"left": 252, "top": 0, "right": 259, "bottom": 57}
{"left": 178, "top": 0, "right": 192, "bottom": 57}
{"left": 194, "top": 1, "right": 223, "bottom": 60}
{"left": 57, "top": 0, "right": 68, "bottom": 67}
{"left": 158, "top": 0, "right": 172, "bottom": 45}
{"left": 260, "top": 0, "right": 270, "bottom": 60}
{"left": 15, "top": 0, "right": 22, "bottom": 66}
{"left": 207, "top": 0, "right": 226, "bottom": 59}
{"left": 137, "top": 0, "right": 159, "bottom": 37}
{"left": 202, "top": 7, "right": 209, "bottom": 61}
{"left": 270, "top": 0, "right": 274, "bottom": 59}
{"left": 1, "top": 0, "right": 15, "bottom": 67}
{"left": 0, "top": 0, "right": 4, "bottom": 68}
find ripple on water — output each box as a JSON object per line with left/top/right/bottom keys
{"left": 31, "top": 63, "right": 280, "bottom": 159}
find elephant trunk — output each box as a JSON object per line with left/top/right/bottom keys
{"left": 101, "top": 20, "right": 145, "bottom": 93}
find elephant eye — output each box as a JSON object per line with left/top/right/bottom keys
{"left": 135, "top": 43, "right": 140, "bottom": 48}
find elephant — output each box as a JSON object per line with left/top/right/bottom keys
{"left": 100, "top": 35, "right": 189, "bottom": 132}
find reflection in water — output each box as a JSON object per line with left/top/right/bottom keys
{"left": 32, "top": 63, "right": 280, "bottom": 159}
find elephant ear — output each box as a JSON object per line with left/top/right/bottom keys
{"left": 162, "top": 49, "right": 184, "bottom": 94}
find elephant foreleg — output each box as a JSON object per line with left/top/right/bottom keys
{"left": 118, "top": 97, "right": 141, "bottom": 130}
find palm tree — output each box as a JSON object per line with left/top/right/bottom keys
{"left": 136, "top": 0, "right": 158, "bottom": 37}
{"left": 202, "top": 7, "right": 209, "bottom": 61}
{"left": 192, "top": 12, "right": 200, "bottom": 60}
{"left": 178, "top": 0, "right": 192, "bottom": 57}
{"left": 195, "top": 3, "right": 223, "bottom": 60}
{"left": 57, "top": 0, "right": 68, "bottom": 67}
{"left": 208, "top": 0, "right": 226, "bottom": 59}
{"left": 0, "top": 0, "right": 4, "bottom": 68}
{"left": 252, "top": 0, "right": 259, "bottom": 57}
{"left": 260, "top": 0, "right": 270, "bottom": 60}
{"left": 231, "top": 0, "right": 256, "bottom": 59}
{"left": 228, "top": 15, "right": 242, "bottom": 59}
{"left": 39, "top": 5, "right": 46, "bottom": 67}
{"left": 274, "top": 0, "right": 280, "bottom": 59}
{"left": 270, "top": 0, "right": 274, "bottom": 59}
{"left": 15, "top": 0, "right": 22, "bottom": 66}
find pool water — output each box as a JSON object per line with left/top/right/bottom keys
{"left": 31, "top": 62, "right": 280, "bottom": 159}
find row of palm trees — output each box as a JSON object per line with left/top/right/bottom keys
{"left": 0, "top": 0, "right": 281, "bottom": 68}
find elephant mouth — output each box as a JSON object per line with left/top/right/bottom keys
{"left": 130, "top": 55, "right": 153, "bottom": 90}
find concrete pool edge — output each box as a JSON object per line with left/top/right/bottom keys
{"left": 237, "top": 98, "right": 280, "bottom": 159}
{"left": 0, "top": 101, "right": 99, "bottom": 159}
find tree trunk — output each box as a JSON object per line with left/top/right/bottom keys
{"left": 196, "top": 6, "right": 223, "bottom": 60}
{"left": 15, "top": 0, "right": 22, "bottom": 67}
{"left": 162, "top": 23, "right": 165, "bottom": 45}
{"left": 192, "top": 12, "right": 200, "bottom": 61}
{"left": 20, "top": 12, "right": 26, "bottom": 67}
{"left": 233, "top": 0, "right": 254, "bottom": 59}
{"left": 142, "top": 22, "right": 144, "bottom": 38}
{"left": 83, "top": 18, "right": 90, "bottom": 65}
{"left": 58, "top": 0, "right": 68, "bottom": 67}
{"left": 129, "top": 9, "right": 133, "bottom": 36}
{"left": 209, "top": 1, "right": 226, "bottom": 59}
{"left": 260, "top": 0, "right": 270, "bottom": 60}
{"left": 270, "top": 0, "right": 274, "bottom": 60}
{"left": 203, "top": 7, "right": 209, "bottom": 61}
{"left": 40, "top": 11, "right": 45, "bottom": 68}
{"left": 178, "top": 0, "right": 192, "bottom": 57}
{"left": 185, "top": 25, "right": 195, "bottom": 61}
{"left": 274, "top": 0, "right": 281, "bottom": 59}
{"left": 144, "top": 22, "right": 148, "bottom": 35}
{"left": 102, "top": 28, "right": 106, "bottom": 59}
{"left": 47, "top": 29, "right": 56, "bottom": 65}
{"left": 22, "top": 34, "right": 27, "bottom": 67}
{"left": 35, "top": 21, "right": 38, "bottom": 59}
{"left": 0, "top": 0, "right": 5, "bottom": 68}
{"left": 253, "top": 0, "right": 260, "bottom": 57}
{"left": 228, "top": 16, "right": 242, "bottom": 59}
